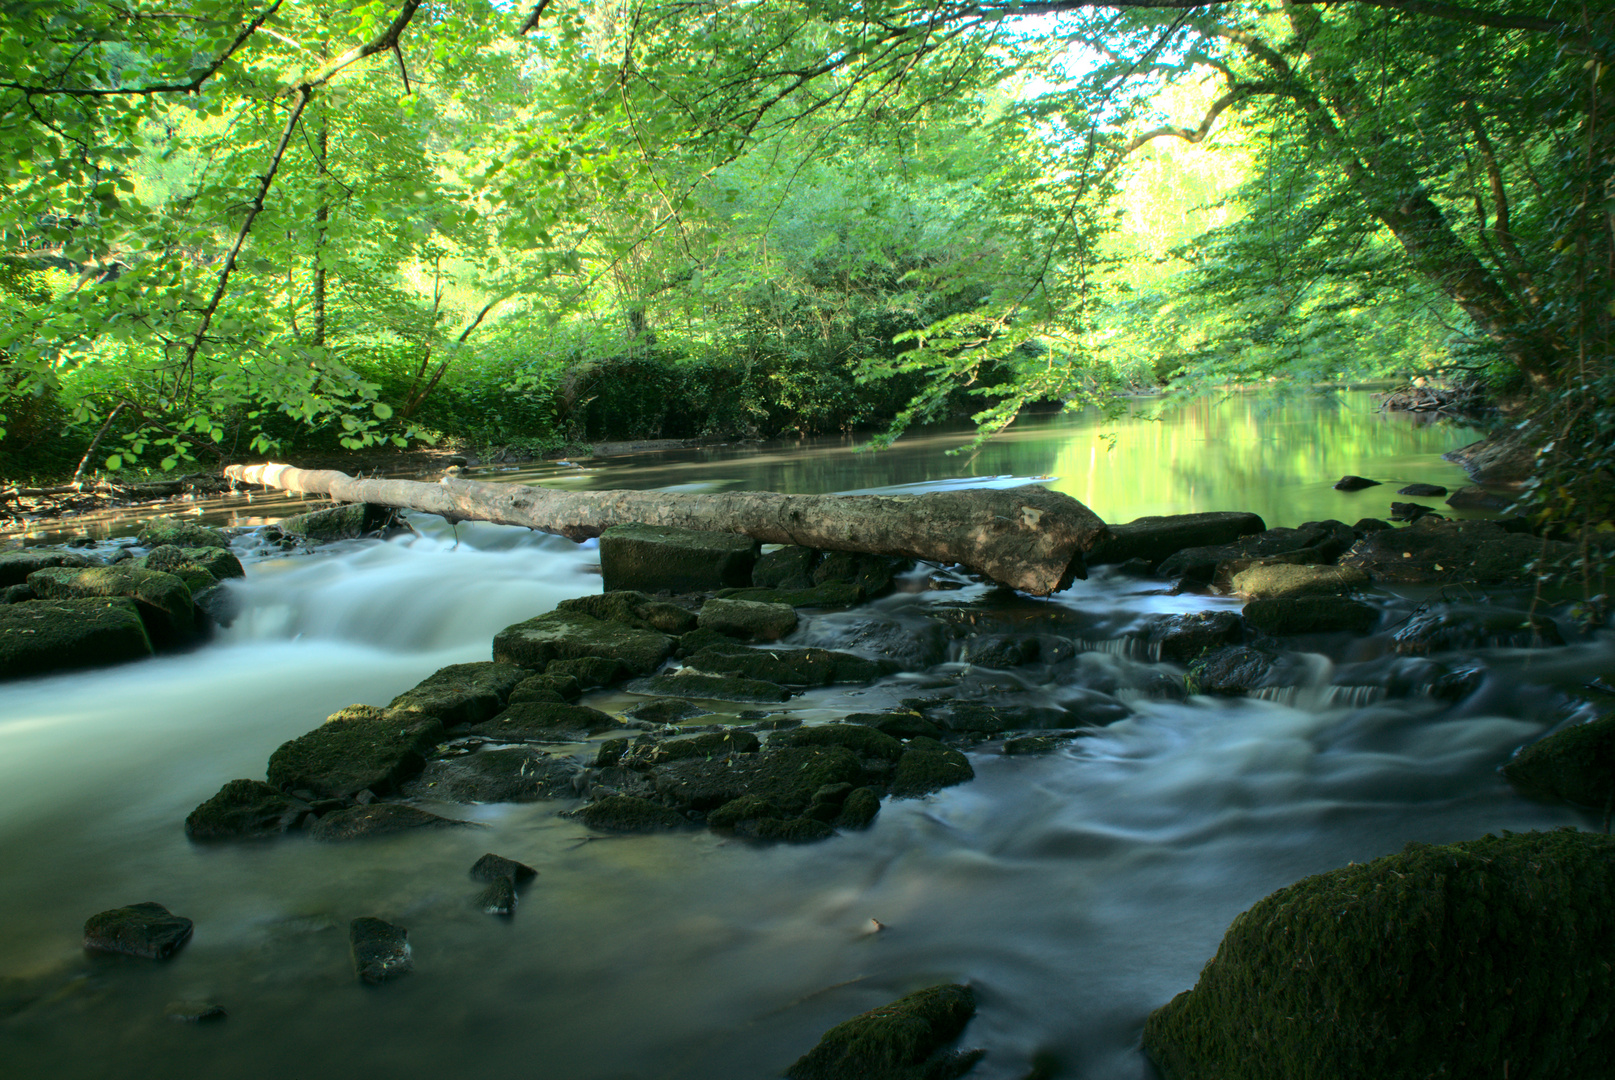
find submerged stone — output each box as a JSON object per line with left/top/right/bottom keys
{"left": 475, "top": 876, "right": 518, "bottom": 915}
{"left": 309, "top": 803, "right": 470, "bottom": 841}
{"left": 598, "top": 523, "right": 758, "bottom": 593}
{"left": 1242, "top": 596, "right": 1378, "bottom": 635}
{"left": 1143, "top": 830, "right": 1615, "bottom": 1080}
{"left": 266, "top": 705, "right": 444, "bottom": 798}
{"left": 83, "top": 902, "right": 193, "bottom": 960}
{"left": 349, "top": 917, "right": 411, "bottom": 984}
{"left": 388, "top": 661, "right": 529, "bottom": 727}
{"left": 1503, "top": 714, "right": 1615, "bottom": 809}
{"left": 186, "top": 779, "right": 307, "bottom": 840}
{"left": 786, "top": 983, "right": 981, "bottom": 1080}
{"left": 0, "top": 598, "right": 153, "bottom": 680}
{"left": 492, "top": 609, "right": 672, "bottom": 675}
{"left": 1391, "top": 604, "right": 1563, "bottom": 655}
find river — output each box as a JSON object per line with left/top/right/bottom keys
{"left": 0, "top": 393, "right": 1601, "bottom": 1079}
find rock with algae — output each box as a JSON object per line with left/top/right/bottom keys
{"left": 1142, "top": 829, "right": 1615, "bottom": 1080}
{"left": 786, "top": 983, "right": 982, "bottom": 1080}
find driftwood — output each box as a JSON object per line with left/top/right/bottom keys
{"left": 222, "top": 463, "right": 1111, "bottom": 596}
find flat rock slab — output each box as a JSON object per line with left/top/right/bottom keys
{"left": 681, "top": 643, "right": 893, "bottom": 687}
{"left": 0, "top": 549, "right": 90, "bottom": 587}
{"left": 388, "top": 661, "right": 529, "bottom": 727}
{"left": 467, "top": 700, "right": 624, "bottom": 741}
{"left": 27, "top": 565, "right": 195, "bottom": 643}
{"left": 1231, "top": 563, "right": 1370, "bottom": 600}
{"left": 555, "top": 591, "right": 697, "bottom": 634}
{"left": 571, "top": 794, "right": 691, "bottom": 832}
{"left": 402, "top": 747, "right": 581, "bottom": 802}
{"left": 1339, "top": 518, "right": 1575, "bottom": 584}
{"left": 310, "top": 803, "right": 471, "bottom": 841}
{"left": 697, "top": 597, "right": 798, "bottom": 641}
{"left": 492, "top": 610, "right": 672, "bottom": 675}
{"left": 1157, "top": 521, "right": 1355, "bottom": 583}
{"left": 599, "top": 523, "right": 758, "bottom": 593}
{"left": 349, "top": 917, "right": 411, "bottom": 984}
{"left": 643, "top": 670, "right": 794, "bottom": 702}
{"left": 786, "top": 983, "right": 981, "bottom": 1080}
{"left": 137, "top": 518, "right": 229, "bottom": 549}
{"left": 267, "top": 705, "right": 444, "bottom": 799}
{"left": 84, "top": 902, "right": 193, "bottom": 960}
{"left": 1086, "top": 512, "right": 1267, "bottom": 568}
{"left": 0, "top": 598, "right": 153, "bottom": 680}
{"left": 186, "top": 778, "right": 307, "bottom": 840}
{"left": 1141, "top": 611, "right": 1245, "bottom": 663}
{"left": 1243, "top": 597, "right": 1379, "bottom": 635}
{"left": 717, "top": 582, "right": 865, "bottom": 609}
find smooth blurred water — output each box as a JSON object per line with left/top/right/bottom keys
{"left": 1, "top": 394, "right": 1592, "bottom": 1080}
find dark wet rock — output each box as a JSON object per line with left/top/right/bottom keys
{"left": 833, "top": 787, "right": 882, "bottom": 829}
{"left": 622, "top": 697, "right": 708, "bottom": 724}
{"left": 769, "top": 723, "right": 905, "bottom": 762}
{"left": 1003, "top": 736, "right": 1063, "bottom": 755}
{"left": 192, "top": 583, "right": 240, "bottom": 628}
{"left": 684, "top": 642, "right": 893, "bottom": 687}
{"left": 1503, "top": 715, "right": 1615, "bottom": 808}
{"left": 1243, "top": 597, "right": 1378, "bottom": 636}
{"left": 509, "top": 672, "right": 582, "bottom": 703}
{"left": 403, "top": 747, "right": 581, "bottom": 802}
{"left": 83, "top": 902, "right": 194, "bottom": 960}
{"left": 786, "top": 983, "right": 981, "bottom": 1080}
{"left": 1059, "top": 690, "right": 1133, "bottom": 726}
{"left": 675, "top": 626, "right": 748, "bottom": 657}
{"left": 492, "top": 610, "right": 672, "bottom": 676}
{"left": 599, "top": 523, "right": 758, "bottom": 593}
{"left": 620, "top": 729, "right": 761, "bottom": 768}
{"left": 1388, "top": 501, "right": 1439, "bottom": 522}
{"left": 1231, "top": 563, "right": 1371, "bottom": 600}
{"left": 655, "top": 745, "right": 865, "bottom": 814}
{"left": 165, "top": 1001, "right": 227, "bottom": 1022}
{"left": 1333, "top": 475, "right": 1380, "bottom": 491}
{"left": 1156, "top": 521, "right": 1356, "bottom": 584}
{"left": 707, "top": 794, "right": 785, "bottom": 828}
{"left": 137, "top": 517, "right": 229, "bottom": 549}
{"left": 813, "top": 551, "right": 911, "bottom": 598}
{"left": 267, "top": 705, "right": 444, "bottom": 798}
{"left": 738, "top": 816, "right": 836, "bottom": 843}
{"left": 1339, "top": 517, "right": 1575, "bottom": 585}
{"left": 470, "top": 853, "right": 537, "bottom": 883}
{"left": 279, "top": 503, "right": 395, "bottom": 541}
{"left": 1, "top": 583, "right": 34, "bottom": 603}
{"left": 697, "top": 596, "right": 799, "bottom": 641}
{"left": 544, "top": 655, "right": 627, "bottom": 690}
{"left": 0, "top": 598, "right": 153, "bottom": 680}
{"left": 753, "top": 545, "right": 820, "bottom": 589}
{"left": 349, "top": 917, "right": 411, "bottom": 984}
{"left": 1397, "top": 483, "right": 1448, "bottom": 497}
{"left": 890, "top": 738, "right": 975, "bottom": 796}
{"left": 1391, "top": 605, "right": 1563, "bottom": 655}
{"left": 1430, "top": 663, "right": 1486, "bottom": 702}
{"left": 309, "top": 803, "right": 471, "bottom": 841}
{"left": 804, "top": 782, "right": 856, "bottom": 821}
{"left": 846, "top": 711, "right": 943, "bottom": 740}
{"left": 475, "top": 876, "right": 519, "bottom": 915}
{"left": 186, "top": 779, "right": 307, "bottom": 840}
{"left": 555, "top": 591, "right": 697, "bottom": 634}
{"left": 572, "top": 794, "right": 691, "bottom": 832}
{"left": 27, "top": 565, "right": 195, "bottom": 643}
{"left": 1086, "top": 512, "right": 1267, "bottom": 569}
{"left": 139, "top": 543, "right": 244, "bottom": 581}
{"left": 1140, "top": 611, "right": 1245, "bottom": 664}
{"left": 1353, "top": 518, "right": 1393, "bottom": 534}
{"left": 1445, "top": 485, "right": 1515, "bottom": 512}
{"left": 645, "top": 670, "right": 794, "bottom": 702}
{"left": 956, "top": 634, "right": 1039, "bottom": 668}
{"left": 922, "top": 701, "right": 1070, "bottom": 734}
{"left": 1187, "top": 646, "right": 1282, "bottom": 696}
{"left": 388, "top": 661, "right": 529, "bottom": 727}
{"left": 468, "top": 700, "right": 624, "bottom": 741}
{"left": 595, "top": 738, "right": 632, "bottom": 766}
{"left": 717, "top": 582, "right": 865, "bottom": 609}
{"left": 1143, "top": 830, "right": 1615, "bottom": 1080}
{"left": 796, "top": 614, "right": 951, "bottom": 669}
{"left": 0, "top": 549, "right": 91, "bottom": 587}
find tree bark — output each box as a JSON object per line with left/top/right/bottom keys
{"left": 223, "top": 463, "right": 1112, "bottom": 596}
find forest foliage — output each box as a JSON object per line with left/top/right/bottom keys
{"left": 0, "top": 0, "right": 1609, "bottom": 509}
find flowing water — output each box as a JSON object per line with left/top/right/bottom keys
{"left": 0, "top": 393, "right": 1604, "bottom": 1079}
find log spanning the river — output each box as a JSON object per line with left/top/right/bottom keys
{"left": 222, "top": 463, "right": 1112, "bottom": 596}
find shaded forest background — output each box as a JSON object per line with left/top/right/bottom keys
{"left": 0, "top": 1, "right": 1609, "bottom": 536}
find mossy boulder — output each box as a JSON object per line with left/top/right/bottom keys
{"left": 509, "top": 672, "right": 582, "bottom": 703}
{"left": 278, "top": 503, "right": 395, "bottom": 541}
{"left": 1339, "top": 517, "right": 1576, "bottom": 585}
{"left": 1503, "top": 715, "right": 1615, "bottom": 809}
{"left": 83, "top": 902, "right": 194, "bottom": 960}
{"left": 753, "top": 545, "right": 819, "bottom": 589}
{"left": 786, "top": 983, "right": 981, "bottom": 1080}
{"left": 833, "top": 786, "right": 882, "bottom": 829}
{"left": 492, "top": 609, "right": 672, "bottom": 675}
{"left": 185, "top": 779, "right": 307, "bottom": 840}
{"left": 402, "top": 748, "right": 580, "bottom": 802}
{"left": 137, "top": 517, "right": 229, "bottom": 549}
{"left": 846, "top": 711, "right": 942, "bottom": 740}
{"left": 645, "top": 670, "right": 794, "bottom": 702}
{"left": 812, "top": 551, "right": 911, "bottom": 598}
{"left": 1242, "top": 596, "right": 1378, "bottom": 635}
{"left": 654, "top": 745, "right": 865, "bottom": 814}
{"left": 1142, "top": 830, "right": 1615, "bottom": 1080}
{"left": 620, "top": 729, "right": 761, "bottom": 768}
{"left": 266, "top": 705, "right": 444, "bottom": 798}
{"left": 1392, "top": 604, "right": 1563, "bottom": 655}
{"left": 683, "top": 643, "right": 892, "bottom": 687}
{"left": 349, "top": 917, "right": 411, "bottom": 984}
{"left": 467, "top": 700, "right": 624, "bottom": 741}
{"left": 697, "top": 596, "right": 799, "bottom": 641}
{"left": 0, "top": 549, "right": 90, "bottom": 587}
{"left": 27, "top": 565, "right": 195, "bottom": 643}
{"left": 0, "top": 598, "right": 153, "bottom": 680}
{"left": 555, "top": 591, "right": 697, "bottom": 634}
{"left": 544, "top": 655, "right": 627, "bottom": 689}
{"left": 309, "top": 803, "right": 470, "bottom": 841}
{"left": 769, "top": 723, "right": 904, "bottom": 762}
{"left": 138, "top": 544, "right": 243, "bottom": 582}
{"left": 890, "top": 738, "right": 974, "bottom": 797}
{"left": 598, "top": 523, "right": 758, "bottom": 593}
{"left": 716, "top": 582, "right": 865, "bottom": 609}
{"left": 387, "top": 661, "right": 530, "bottom": 727}
{"left": 1230, "top": 562, "right": 1370, "bottom": 600}
{"left": 572, "top": 794, "right": 691, "bottom": 832}
{"left": 1141, "top": 611, "right": 1245, "bottom": 664}
{"left": 622, "top": 697, "right": 708, "bottom": 724}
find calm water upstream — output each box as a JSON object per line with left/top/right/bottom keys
{"left": 0, "top": 392, "right": 1603, "bottom": 1079}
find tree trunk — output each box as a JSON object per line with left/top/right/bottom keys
{"left": 223, "top": 463, "right": 1111, "bottom": 596}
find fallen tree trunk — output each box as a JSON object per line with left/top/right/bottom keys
{"left": 223, "top": 463, "right": 1111, "bottom": 596}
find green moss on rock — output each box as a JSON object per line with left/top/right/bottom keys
{"left": 467, "top": 700, "right": 624, "bottom": 741}
{"left": 598, "top": 523, "right": 758, "bottom": 593}
{"left": 1503, "top": 715, "right": 1615, "bottom": 809}
{"left": 544, "top": 655, "right": 626, "bottom": 689}
{"left": 833, "top": 787, "right": 882, "bottom": 829}
{"left": 654, "top": 745, "right": 864, "bottom": 814}
{"left": 492, "top": 609, "right": 672, "bottom": 675}
{"left": 716, "top": 582, "right": 866, "bottom": 609}
{"left": 0, "top": 598, "right": 153, "bottom": 680}
{"left": 1142, "top": 829, "right": 1615, "bottom": 1080}
{"left": 266, "top": 705, "right": 444, "bottom": 798}
{"left": 573, "top": 794, "right": 690, "bottom": 832}
{"left": 556, "top": 591, "right": 697, "bottom": 634}
{"left": 137, "top": 517, "right": 229, "bottom": 549}
{"left": 27, "top": 565, "right": 195, "bottom": 643}
{"left": 646, "top": 670, "right": 793, "bottom": 702}
{"left": 684, "top": 643, "right": 892, "bottom": 687}
{"left": 890, "top": 738, "right": 974, "bottom": 797}
{"left": 770, "top": 723, "right": 904, "bottom": 762}
{"left": 185, "top": 779, "right": 306, "bottom": 840}
{"left": 279, "top": 503, "right": 395, "bottom": 541}
{"left": 786, "top": 983, "right": 981, "bottom": 1080}
{"left": 0, "top": 550, "right": 90, "bottom": 587}
{"left": 388, "top": 661, "right": 529, "bottom": 727}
